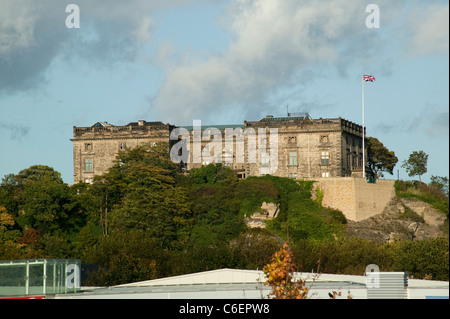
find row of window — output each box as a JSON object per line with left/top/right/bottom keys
{"left": 261, "top": 151, "right": 330, "bottom": 167}
{"left": 288, "top": 135, "right": 330, "bottom": 144}
{"left": 289, "top": 172, "right": 330, "bottom": 179}
{"left": 288, "top": 135, "right": 363, "bottom": 148}
{"left": 87, "top": 136, "right": 362, "bottom": 153}
{"left": 84, "top": 142, "right": 127, "bottom": 151}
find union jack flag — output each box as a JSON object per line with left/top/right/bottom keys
{"left": 363, "top": 75, "right": 375, "bottom": 82}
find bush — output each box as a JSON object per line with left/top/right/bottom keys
{"left": 392, "top": 237, "right": 449, "bottom": 281}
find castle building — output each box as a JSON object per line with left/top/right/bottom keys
{"left": 71, "top": 114, "right": 366, "bottom": 184}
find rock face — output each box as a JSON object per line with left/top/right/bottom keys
{"left": 345, "top": 197, "right": 448, "bottom": 242}
{"left": 245, "top": 202, "right": 279, "bottom": 228}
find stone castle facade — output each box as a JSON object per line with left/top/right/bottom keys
{"left": 71, "top": 114, "right": 366, "bottom": 185}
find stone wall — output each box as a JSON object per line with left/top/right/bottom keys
{"left": 311, "top": 177, "right": 395, "bottom": 221}
{"left": 71, "top": 122, "right": 172, "bottom": 184}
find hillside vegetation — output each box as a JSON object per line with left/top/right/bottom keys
{"left": 0, "top": 143, "right": 448, "bottom": 284}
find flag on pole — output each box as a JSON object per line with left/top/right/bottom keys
{"left": 363, "top": 75, "right": 375, "bottom": 82}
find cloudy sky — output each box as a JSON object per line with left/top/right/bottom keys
{"left": 0, "top": 0, "right": 448, "bottom": 184}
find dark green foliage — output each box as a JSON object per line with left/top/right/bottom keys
{"left": 82, "top": 230, "right": 161, "bottom": 286}
{"left": 290, "top": 237, "right": 449, "bottom": 281}
{"left": 266, "top": 178, "right": 346, "bottom": 241}
{"left": 392, "top": 237, "right": 449, "bottom": 281}
{"left": 189, "top": 163, "right": 238, "bottom": 185}
{"left": 366, "top": 137, "right": 398, "bottom": 178}
{"left": 235, "top": 178, "right": 279, "bottom": 217}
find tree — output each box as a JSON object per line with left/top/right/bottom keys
{"left": 366, "top": 137, "right": 398, "bottom": 178}
{"left": 17, "top": 178, "right": 81, "bottom": 234}
{"left": 189, "top": 163, "right": 237, "bottom": 185}
{"left": 0, "top": 165, "right": 83, "bottom": 235}
{"left": 94, "top": 142, "right": 193, "bottom": 249}
{"left": 17, "top": 165, "right": 63, "bottom": 184}
{"left": 263, "top": 242, "right": 309, "bottom": 299}
{"left": 429, "top": 176, "right": 449, "bottom": 198}
{"left": 402, "top": 151, "right": 428, "bottom": 182}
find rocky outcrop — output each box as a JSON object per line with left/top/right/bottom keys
{"left": 245, "top": 202, "right": 279, "bottom": 228}
{"left": 345, "top": 197, "right": 448, "bottom": 242}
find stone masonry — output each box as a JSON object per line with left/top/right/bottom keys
{"left": 72, "top": 114, "right": 366, "bottom": 184}
{"left": 311, "top": 177, "right": 395, "bottom": 221}
{"left": 71, "top": 120, "right": 175, "bottom": 184}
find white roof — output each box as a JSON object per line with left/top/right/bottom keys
{"left": 117, "top": 268, "right": 267, "bottom": 287}
{"left": 116, "top": 268, "right": 377, "bottom": 288}
{"left": 57, "top": 268, "right": 448, "bottom": 299}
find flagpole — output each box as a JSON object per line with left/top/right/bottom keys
{"left": 362, "top": 75, "right": 365, "bottom": 180}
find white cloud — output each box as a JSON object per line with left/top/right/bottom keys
{"left": 152, "top": 0, "right": 401, "bottom": 123}
{"left": 0, "top": 0, "right": 38, "bottom": 57}
{"left": 0, "top": 0, "right": 195, "bottom": 92}
{"left": 407, "top": 3, "right": 449, "bottom": 57}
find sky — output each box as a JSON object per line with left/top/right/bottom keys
{"left": 0, "top": 0, "right": 448, "bottom": 184}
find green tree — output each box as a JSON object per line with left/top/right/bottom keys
{"left": 94, "top": 143, "right": 193, "bottom": 249}
{"left": 393, "top": 237, "right": 449, "bottom": 281}
{"left": 366, "top": 137, "right": 398, "bottom": 178}
{"left": 83, "top": 230, "right": 162, "bottom": 285}
{"left": 17, "top": 165, "right": 64, "bottom": 184}
{"left": 0, "top": 174, "right": 21, "bottom": 215}
{"left": 189, "top": 163, "right": 237, "bottom": 185}
{"left": 17, "top": 181, "right": 81, "bottom": 234}
{"left": 0, "top": 165, "right": 83, "bottom": 235}
{"left": 429, "top": 176, "right": 449, "bottom": 198}
{"left": 402, "top": 150, "right": 428, "bottom": 182}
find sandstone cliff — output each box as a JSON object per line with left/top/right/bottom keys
{"left": 345, "top": 197, "right": 448, "bottom": 242}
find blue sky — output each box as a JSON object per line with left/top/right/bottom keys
{"left": 0, "top": 0, "right": 448, "bottom": 184}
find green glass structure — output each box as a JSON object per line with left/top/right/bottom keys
{"left": 0, "top": 259, "right": 81, "bottom": 297}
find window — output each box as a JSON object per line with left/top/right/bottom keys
{"left": 320, "top": 135, "right": 329, "bottom": 143}
{"left": 85, "top": 143, "right": 93, "bottom": 151}
{"left": 321, "top": 152, "right": 330, "bottom": 165}
{"left": 322, "top": 172, "right": 329, "bottom": 178}
{"left": 346, "top": 150, "right": 351, "bottom": 170}
{"left": 85, "top": 158, "right": 93, "bottom": 173}
{"left": 288, "top": 136, "right": 297, "bottom": 144}
{"left": 119, "top": 142, "right": 126, "bottom": 150}
{"left": 289, "top": 152, "right": 298, "bottom": 166}
{"left": 352, "top": 152, "right": 358, "bottom": 167}
{"left": 260, "top": 152, "right": 270, "bottom": 167}
{"left": 289, "top": 172, "right": 297, "bottom": 179}
{"left": 223, "top": 152, "right": 233, "bottom": 167}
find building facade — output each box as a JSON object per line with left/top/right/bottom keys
{"left": 71, "top": 120, "right": 175, "bottom": 184}
{"left": 71, "top": 114, "right": 366, "bottom": 184}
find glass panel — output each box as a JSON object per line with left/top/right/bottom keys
{"left": 289, "top": 152, "right": 297, "bottom": 165}
{"left": 85, "top": 158, "right": 93, "bottom": 172}
{"left": 0, "top": 259, "right": 81, "bottom": 297}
